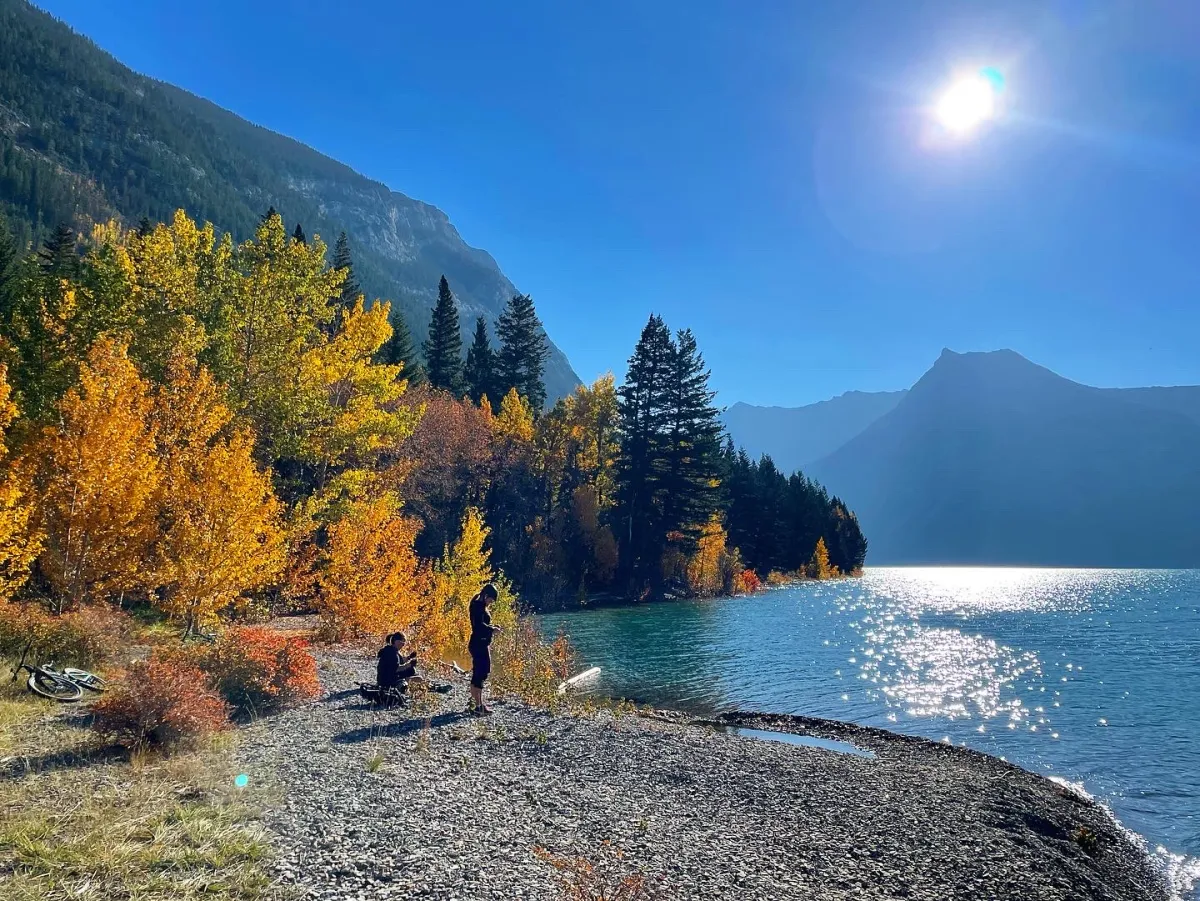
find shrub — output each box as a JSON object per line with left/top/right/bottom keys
{"left": 491, "top": 617, "right": 575, "bottom": 707}
{"left": 534, "top": 842, "right": 654, "bottom": 900}
{"left": 195, "top": 626, "right": 321, "bottom": 714}
{"left": 92, "top": 655, "right": 230, "bottom": 749}
{"left": 0, "top": 601, "right": 131, "bottom": 668}
{"left": 732, "top": 568, "right": 762, "bottom": 595}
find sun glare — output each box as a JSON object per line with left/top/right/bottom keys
{"left": 935, "top": 73, "right": 998, "bottom": 135}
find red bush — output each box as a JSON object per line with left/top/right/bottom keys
{"left": 92, "top": 656, "right": 230, "bottom": 749}
{"left": 198, "top": 626, "right": 321, "bottom": 714}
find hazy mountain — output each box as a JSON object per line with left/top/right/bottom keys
{"left": 0, "top": 0, "right": 580, "bottom": 400}
{"left": 807, "top": 349, "right": 1200, "bottom": 566}
{"left": 722, "top": 391, "right": 907, "bottom": 473}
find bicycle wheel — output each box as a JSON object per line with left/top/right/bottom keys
{"left": 61, "top": 668, "right": 107, "bottom": 692}
{"left": 28, "top": 669, "right": 83, "bottom": 702}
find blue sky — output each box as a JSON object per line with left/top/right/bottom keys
{"left": 39, "top": 0, "right": 1200, "bottom": 405}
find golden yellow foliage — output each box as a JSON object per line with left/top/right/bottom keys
{"left": 35, "top": 337, "right": 161, "bottom": 611}
{"left": 0, "top": 365, "right": 40, "bottom": 599}
{"left": 315, "top": 495, "right": 423, "bottom": 640}
{"left": 685, "top": 515, "right": 728, "bottom": 598}
{"left": 808, "top": 536, "right": 835, "bottom": 580}
{"left": 298, "top": 298, "right": 422, "bottom": 479}
{"left": 154, "top": 358, "right": 285, "bottom": 634}
{"left": 494, "top": 388, "right": 534, "bottom": 442}
{"left": 420, "top": 507, "right": 515, "bottom": 658}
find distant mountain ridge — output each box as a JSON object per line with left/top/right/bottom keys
{"left": 804, "top": 349, "right": 1200, "bottom": 566}
{"left": 0, "top": 0, "right": 580, "bottom": 400}
{"left": 721, "top": 390, "right": 907, "bottom": 473}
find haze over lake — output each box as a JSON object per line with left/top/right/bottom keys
{"left": 543, "top": 568, "right": 1200, "bottom": 898}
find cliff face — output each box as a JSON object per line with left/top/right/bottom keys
{"left": 0, "top": 0, "right": 581, "bottom": 399}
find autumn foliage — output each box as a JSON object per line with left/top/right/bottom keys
{"left": 189, "top": 626, "right": 321, "bottom": 714}
{"left": 92, "top": 655, "right": 231, "bottom": 749}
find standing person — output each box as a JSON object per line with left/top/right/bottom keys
{"left": 468, "top": 583, "right": 501, "bottom": 714}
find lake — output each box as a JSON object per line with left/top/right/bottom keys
{"left": 541, "top": 568, "right": 1200, "bottom": 899}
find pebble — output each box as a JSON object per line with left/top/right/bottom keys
{"left": 237, "top": 649, "right": 1169, "bottom": 900}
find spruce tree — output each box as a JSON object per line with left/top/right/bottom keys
{"left": 0, "top": 213, "right": 21, "bottom": 325}
{"left": 329, "top": 231, "right": 360, "bottom": 323}
{"left": 464, "top": 316, "right": 495, "bottom": 403}
{"left": 292, "top": 222, "right": 307, "bottom": 245}
{"left": 377, "top": 308, "right": 425, "bottom": 385}
{"left": 615, "top": 314, "right": 676, "bottom": 586}
{"left": 660, "top": 328, "right": 724, "bottom": 537}
{"left": 495, "top": 293, "right": 549, "bottom": 411}
{"left": 423, "top": 275, "right": 464, "bottom": 394}
{"left": 37, "top": 223, "right": 77, "bottom": 280}
{"left": 261, "top": 206, "right": 279, "bottom": 223}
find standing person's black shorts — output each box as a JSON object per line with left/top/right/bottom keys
{"left": 469, "top": 637, "right": 491, "bottom": 688}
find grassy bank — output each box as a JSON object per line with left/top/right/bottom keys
{"left": 0, "top": 671, "right": 281, "bottom": 901}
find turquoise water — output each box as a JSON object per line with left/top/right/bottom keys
{"left": 541, "top": 568, "right": 1200, "bottom": 898}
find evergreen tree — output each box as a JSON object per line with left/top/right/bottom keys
{"left": 261, "top": 206, "right": 278, "bottom": 223}
{"left": 0, "top": 214, "right": 20, "bottom": 322}
{"left": 495, "top": 293, "right": 549, "bottom": 411}
{"left": 464, "top": 316, "right": 495, "bottom": 403}
{"left": 615, "top": 314, "right": 675, "bottom": 587}
{"left": 423, "top": 275, "right": 464, "bottom": 394}
{"left": 330, "top": 231, "right": 360, "bottom": 318}
{"left": 376, "top": 308, "right": 425, "bottom": 385}
{"left": 37, "top": 223, "right": 77, "bottom": 280}
{"left": 292, "top": 222, "right": 307, "bottom": 245}
{"left": 660, "top": 328, "right": 724, "bottom": 537}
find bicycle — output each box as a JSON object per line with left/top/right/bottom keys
{"left": 10, "top": 641, "right": 108, "bottom": 702}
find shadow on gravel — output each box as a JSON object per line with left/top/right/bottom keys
{"left": 331, "top": 711, "right": 470, "bottom": 745}
{"left": 0, "top": 743, "right": 128, "bottom": 781}
{"left": 324, "top": 688, "right": 360, "bottom": 702}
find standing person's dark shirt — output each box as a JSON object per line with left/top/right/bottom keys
{"left": 469, "top": 599, "right": 495, "bottom": 651}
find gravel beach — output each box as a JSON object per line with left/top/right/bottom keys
{"left": 238, "top": 650, "right": 1169, "bottom": 900}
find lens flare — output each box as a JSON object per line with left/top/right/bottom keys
{"left": 234, "top": 773, "right": 249, "bottom": 788}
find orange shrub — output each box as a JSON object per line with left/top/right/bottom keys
{"left": 732, "top": 568, "right": 762, "bottom": 595}
{"left": 0, "top": 601, "right": 131, "bottom": 667}
{"left": 196, "top": 626, "right": 321, "bottom": 714}
{"left": 92, "top": 656, "right": 230, "bottom": 749}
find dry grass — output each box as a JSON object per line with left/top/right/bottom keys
{"left": 0, "top": 669, "right": 283, "bottom": 901}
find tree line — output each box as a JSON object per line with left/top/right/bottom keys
{"left": 0, "top": 208, "right": 866, "bottom": 646}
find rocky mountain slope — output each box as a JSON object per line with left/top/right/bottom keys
{"left": 0, "top": 0, "right": 580, "bottom": 399}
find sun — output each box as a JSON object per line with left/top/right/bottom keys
{"left": 935, "top": 72, "right": 999, "bottom": 135}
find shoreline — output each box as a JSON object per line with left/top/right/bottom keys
{"left": 239, "top": 650, "right": 1170, "bottom": 900}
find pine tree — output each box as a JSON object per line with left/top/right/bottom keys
{"left": 292, "top": 222, "right": 307, "bottom": 245}
{"left": 464, "top": 316, "right": 495, "bottom": 403}
{"left": 330, "top": 231, "right": 360, "bottom": 320}
{"left": 376, "top": 308, "right": 425, "bottom": 384}
{"left": 615, "top": 314, "right": 676, "bottom": 586}
{"left": 261, "top": 206, "right": 278, "bottom": 223}
{"left": 0, "top": 214, "right": 21, "bottom": 325}
{"left": 660, "top": 328, "right": 724, "bottom": 537}
{"left": 37, "top": 223, "right": 77, "bottom": 280}
{"left": 423, "top": 275, "right": 464, "bottom": 394}
{"left": 495, "top": 293, "right": 549, "bottom": 411}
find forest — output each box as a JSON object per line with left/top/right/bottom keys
{"left": 0, "top": 208, "right": 866, "bottom": 647}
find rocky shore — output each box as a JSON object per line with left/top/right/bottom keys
{"left": 238, "top": 650, "right": 1169, "bottom": 900}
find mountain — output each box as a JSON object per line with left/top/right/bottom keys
{"left": 807, "top": 349, "right": 1200, "bottom": 566}
{"left": 722, "top": 390, "right": 907, "bottom": 473}
{"left": 0, "top": 0, "right": 580, "bottom": 400}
